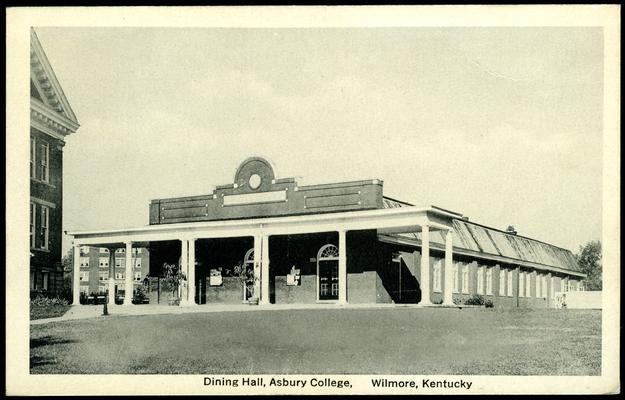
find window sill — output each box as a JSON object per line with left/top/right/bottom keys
{"left": 315, "top": 300, "right": 339, "bottom": 304}
{"left": 31, "top": 248, "right": 50, "bottom": 253}
{"left": 30, "top": 178, "right": 56, "bottom": 189}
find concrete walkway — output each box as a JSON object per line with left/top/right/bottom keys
{"left": 30, "top": 302, "right": 462, "bottom": 325}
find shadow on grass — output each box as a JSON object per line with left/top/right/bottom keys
{"left": 30, "top": 335, "right": 81, "bottom": 371}
{"left": 30, "top": 335, "right": 79, "bottom": 349}
{"left": 30, "top": 355, "right": 58, "bottom": 369}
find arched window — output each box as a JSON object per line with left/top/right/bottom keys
{"left": 317, "top": 244, "right": 339, "bottom": 301}
{"left": 318, "top": 244, "right": 339, "bottom": 260}
{"left": 244, "top": 248, "right": 255, "bottom": 265}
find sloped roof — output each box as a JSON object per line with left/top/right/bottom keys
{"left": 30, "top": 28, "right": 79, "bottom": 129}
{"left": 382, "top": 197, "right": 580, "bottom": 273}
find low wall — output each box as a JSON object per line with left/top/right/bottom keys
{"left": 554, "top": 291, "right": 602, "bottom": 309}
{"left": 206, "top": 276, "right": 245, "bottom": 304}
{"left": 274, "top": 275, "right": 317, "bottom": 304}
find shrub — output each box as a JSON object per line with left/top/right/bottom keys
{"left": 133, "top": 285, "right": 148, "bottom": 304}
{"left": 453, "top": 297, "right": 463, "bottom": 305}
{"left": 30, "top": 295, "right": 69, "bottom": 307}
{"left": 485, "top": 299, "right": 494, "bottom": 308}
{"left": 433, "top": 298, "right": 443, "bottom": 305}
{"left": 464, "top": 294, "right": 485, "bottom": 306}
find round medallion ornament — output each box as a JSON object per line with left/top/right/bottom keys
{"left": 249, "top": 174, "right": 262, "bottom": 189}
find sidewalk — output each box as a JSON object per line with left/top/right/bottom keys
{"left": 30, "top": 302, "right": 456, "bottom": 325}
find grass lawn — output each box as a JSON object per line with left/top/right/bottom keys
{"left": 30, "top": 308, "right": 601, "bottom": 375}
{"left": 30, "top": 304, "right": 72, "bottom": 321}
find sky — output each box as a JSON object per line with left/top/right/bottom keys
{"left": 34, "top": 27, "right": 604, "bottom": 256}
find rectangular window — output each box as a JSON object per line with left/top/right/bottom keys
{"left": 115, "top": 272, "right": 124, "bottom": 280}
{"left": 80, "top": 257, "right": 90, "bottom": 267}
{"left": 30, "top": 202, "right": 36, "bottom": 248}
{"left": 30, "top": 271, "right": 35, "bottom": 290}
{"left": 134, "top": 258, "right": 142, "bottom": 269}
{"left": 486, "top": 268, "right": 493, "bottom": 295}
{"left": 507, "top": 270, "right": 513, "bottom": 297}
{"left": 99, "top": 271, "right": 108, "bottom": 281}
{"left": 115, "top": 258, "right": 125, "bottom": 268}
{"left": 453, "top": 263, "right": 459, "bottom": 293}
{"left": 40, "top": 205, "right": 49, "bottom": 250}
{"left": 80, "top": 286, "right": 89, "bottom": 295}
{"left": 519, "top": 271, "right": 525, "bottom": 297}
{"left": 98, "top": 285, "right": 107, "bottom": 294}
{"left": 134, "top": 272, "right": 142, "bottom": 281}
{"left": 543, "top": 275, "right": 548, "bottom": 298}
{"left": 461, "top": 264, "right": 469, "bottom": 294}
{"left": 499, "top": 269, "right": 506, "bottom": 296}
{"left": 30, "top": 136, "right": 36, "bottom": 178}
{"left": 80, "top": 271, "right": 90, "bottom": 282}
{"left": 525, "top": 273, "right": 532, "bottom": 297}
{"left": 42, "top": 272, "right": 49, "bottom": 291}
{"left": 433, "top": 260, "right": 442, "bottom": 292}
{"left": 320, "top": 283, "right": 328, "bottom": 296}
{"left": 536, "top": 274, "right": 542, "bottom": 298}
{"left": 40, "top": 141, "right": 49, "bottom": 183}
{"left": 551, "top": 277, "right": 556, "bottom": 298}
{"left": 99, "top": 257, "right": 109, "bottom": 268}
{"left": 477, "top": 266, "right": 484, "bottom": 295}
{"left": 99, "top": 248, "right": 109, "bottom": 254}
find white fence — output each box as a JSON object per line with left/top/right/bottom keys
{"left": 553, "top": 291, "right": 602, "bottom": 309}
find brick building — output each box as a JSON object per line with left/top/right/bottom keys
{"left": 77, "top": 246, "right": 150, "bottom": 303}
{"left": 30, "top": 28, "right": 80, "bottom": 296}
{"left": 68, "top": 156, "right": 585, "bottom": 308}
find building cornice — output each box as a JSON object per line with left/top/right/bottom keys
{"left": 31, "top": 101, "right": 79, "bottom": 141}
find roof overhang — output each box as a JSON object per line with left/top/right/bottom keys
{"left": 378, "top": 233, "right": 586, "bottom": 278}
{"left": 67, "top": 206, "right": 457, "bottom": 246}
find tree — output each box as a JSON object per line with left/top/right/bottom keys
{"left": 576, "top": 240, "right": 602, "bottom": 290}
{"left": 163, "top": 262, "right": 186, "bottom": 305}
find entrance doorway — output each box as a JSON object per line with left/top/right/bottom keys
{"left": 317, "top": 244, "right": 339, "bottom": 301}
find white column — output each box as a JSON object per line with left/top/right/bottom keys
{"left": 443, "top": 229, "right": 454, "bottom": 306}
{"left": 123, "top": 242, "right": 133, "bottom": 305}
{"left": 260, "top": 236, "right": 271, "bottom": 304}
{"left": 338, "top": 230, "right": 347, "bottom": 304}
{"left": 188, "top": 238, "right": 196, "bottom": 305}
{"left": 108, "top": 249, "right": 115, "bottom": 306}
{"left": 72, "top": 244, "right": 81, "bottom": 305}
{"left": 180, "top": 239, "right": 188, "bottom": 306}
{"left": 420, "top": 225, "right": 431, "bottom": 305}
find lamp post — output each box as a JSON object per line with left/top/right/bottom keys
{"left": 103, "top": 289, "right": 109, "bottom": 315}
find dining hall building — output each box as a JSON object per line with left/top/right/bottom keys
{"left": 67, "top": 156, "right": 585, "bottom": 308}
